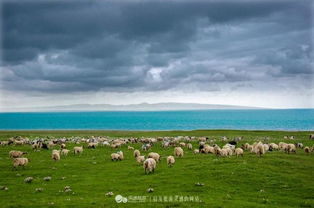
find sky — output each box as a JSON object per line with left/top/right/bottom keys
{"left": 0, "top": 0, "right": 313, "bottom": 110}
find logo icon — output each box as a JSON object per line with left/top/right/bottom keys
{"left": 115, "top": 195, "right": 128, "bottom": 203}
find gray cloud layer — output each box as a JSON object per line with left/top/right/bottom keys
{"left": 1, "top": 0, "right": 313, "bottom": 98}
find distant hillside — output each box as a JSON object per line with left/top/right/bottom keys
{"left": 1, "top": 102, "right": 263, "bottom": 112}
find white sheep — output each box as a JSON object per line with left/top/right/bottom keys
{"left": 179, "top": 142, "right": 186, "bottom": 147}
{"left": 143, "top": 158, "right": 156, "bottom": 174}
{"left": 52, "top": 150, "right": 60, "bottom": 161}
{"left": 111, "top": 153, "right": 120, "bottom": 161}
{"left": 61, "top": 149, "right": 70, "bottom": 156}
{"left": 136, "top": 155, "right": 145, "bottom": 164}
{"left": 128, "top": 146, "right": 134, "bottom": 150}
{"left": 9, "top": 151, "right": 27, "bottom": 158}
{"left": 88, "top": 142, "right": 98, "bottom": 149}
{"left": 285, "top": 144, "right": 296, "bottom": 154}
{"left": 235, "top": 148, "right": 244, "bottom": 157}
{"left": 117, "top": 151, "right": 124, "bottom": 160}
{"left": 187, "top": 143, "right": 193, "bottom": 150}
{"left": 167, "top": 156, "right": 175, "bottom": 167}
{"left": 174, "top": 147, "right": 184, "bottom": 157}
{"left": 269, "top": 143, "right": 279, "bottom": 151}
{"left": 304, "top": 146, "right": 311, "bottom": 153}
{"left": 203, "top": 145, "right": 215, "bottom": 154}
{"left": 194, "top": 149, "right": 199, "bottom": 154}
{"left": 73, "top": 146, "right": 83, "bottom": 155}
{"left": 148, "top": 152, "right": 160, "bottom": 162}
{"left": 254, "top": 143, "right": 265, "bottom": 157}
{"left": 134, "top": 149, "right": 141, "bottom": 158}
{"left": 13, "top": 158, "right": 29, "bottom": 168}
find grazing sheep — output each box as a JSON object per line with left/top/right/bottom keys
{"left": 304, "top": 146, "right": 310, "bottom": 154}
{"left": 295, "top": 143, "right": 304, "bottom": 149}
{"left": 187, "top": 143, "right": 193, "bottom": 150}
{"left": 142, "top": 144, "right": 151, "bottom": 151}
{"left": 73, "top": 146, "right": 83, "bottom": 155}
{"left": 143, "top": 158, "right": 156, "bottom": 174}
{"left": 167, "top": 156, "right": 175, "bottom": 167}
{"left": 235, "top": 148, "right": 244, "bottom": 157}
{"left": 136, "top": 156, "right": 145, "bottom": 164}
{"left": 128, "top": 146, "right": 134, "bottom": 150}
{"left": 88, "top": 142, "right": 98, "bottom": 149}
{"left": 9, "top": 151, "right": 27, "bottom": 158}
{"left": 60, "top": 143, "right": 66, "bottom": 149}
{"left": 61, "top": 149, "right": 70, "bottom": 156}
{"left": 279, "top": 142, "right": 288, "bottom": 150}
{"left": 174, "top": 147, "right": 184, "bottom": 157}
{"left": 254, "top": 143, "right": 265, "bottom": 157}
{"left": 285, "top": 144, "right": 296, "bottom": 154}
{"left": 263, "top": 144, "right": 269, "bottom": 152}
{"left": 219, "top": 148, "right": 228, "bottom": 157}
{"left": 309, "top": 134, "right": 314, "bottom": 140}
{"left": 148, "top": 152, "right": 160, "bottom": 162}
{"left": 13, "top": 158, "right": 29, "bottom": 169}
{"left": 194, "top": 149, "right": 199, "bottom": 154}
{"left": 52, "top": 150, "right": 60, "bottom": 161}
{"left": 134, "top": 149, "right": 141, "bottom": 158}
{"left": 117, "top": 151, "right": 124, "bottom": 160}
{"left": 179, "top": 142, "right": 186, "bottom": 147}
{"left": 203, "top": 145, "right": 215, "bottom": 154}
{"left": 269, "top": 143, "right": 279, "bottom": 151}
{"left": 111, "top": 153, "right": 121, "bottom": 161}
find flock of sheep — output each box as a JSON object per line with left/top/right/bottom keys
{"left": 3, "top": 134, "right": 314, "bottom": 174}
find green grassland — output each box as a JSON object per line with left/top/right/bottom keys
{"left": 0, "top": 130, "right": 313, "bottom": 208}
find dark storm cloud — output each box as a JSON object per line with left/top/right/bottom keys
{"left": 1, "top": 0, "right": 313, "bottom": 93}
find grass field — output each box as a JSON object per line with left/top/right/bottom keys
{"left": 0, "top": 130, "right": 313, "bottom": 208}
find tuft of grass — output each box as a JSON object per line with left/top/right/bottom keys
{"left": 0, "top": 130, "right": 313, "bottom": 207}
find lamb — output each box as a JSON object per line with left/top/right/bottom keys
{"left": 174, "top": 147, "right": 184, "bottom": 157}
{"left": 194, "top": 149, "right": 199, "bottom": 154}
{"left": 73, "top": 146, "right": 83, "bottom": 155}
{"left": 143, "top": 158, "right": 156, "bottom": 174}
{"left": 134, "top": 149, "right": 141, "bottom": 158}
{"left": 148, "top": 152, "right": 160, "bottom": 162}
{"left": 187, "top": 143, "right": 193, "bottom": 150}
{"left": 13, "top": 158, "right": 29, "bottom": 169}
{"left": 9, "top": 151, "right": 27, "bottom": 158}
{"left": 52, "top": 150, "right": 60, "bottom": 161}
{"left": 179, "top": 142, "right": 186, "bottom": 147}
{"left": 136, "top": 155, "right": 145, "bottom": 164}
{"left": 61, "top": 149, "right": 70, "bottom": 156}
{"left": 234, "top": 148, "right": 244, "bottom": 157}
{"left": 128, "top": 146, "right": 134, "bottom": 150}
{"left": 310, "top": 134, "right": 314, "bottom": 140}
{"left": 60, "top": 143, "right": 66, "bottom": 149}
{"left": 167, "top": 156, "right": 175, "bottom": 167}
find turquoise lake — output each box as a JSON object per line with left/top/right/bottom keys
{"left": 0, "top": 109, "right": 313, "bottom": 130}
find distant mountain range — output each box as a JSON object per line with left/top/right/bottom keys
{"left": 1, "top": 102, "right": 263, "bottom": 112}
